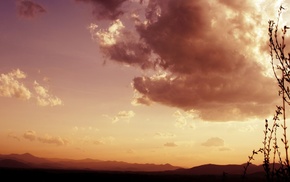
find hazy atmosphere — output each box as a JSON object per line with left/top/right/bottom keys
{"left": 0, "top": 0, "right": 289, "bottom": 168}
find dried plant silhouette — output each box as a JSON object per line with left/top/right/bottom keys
{"left": 243, "top": 5, "right": 290, "bottom": 182}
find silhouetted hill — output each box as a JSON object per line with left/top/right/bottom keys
{"left": 57, "top": 160, "right": 179, "bottom": 171}
{"left": 0, "top": 159, "right": 31, "bottom": 168}
{"left": 0, "top": 153, "right": 267, "bottom": 176}
{"left": 0, "top": 153, "right": 181, "bottom": 172}
{"left": 0, "top": 153, "right": 268, "bottom": 181}
{"left": 169, "top": 163, "right": 263, "bottom": 175}
{"left": 0, "top": 153, "right": 52, "bottom": 164}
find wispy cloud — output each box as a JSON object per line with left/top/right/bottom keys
{"left": 126, "top": 149, "right": 136, "bottom": 154}
{"left": 37, "top": 135, "right": 69, "bottom": 146}
{"left": 17, "top": 0, "right": 46, "bottom": 19}
{"left": 93, "top": 139, "right": 105, "bottom": 145}
{"left": 201, "top": 137, "right": 224, "bottom": 147}
{"left": 93, "top": 136, "right": 115, "bottom": 145}
{"left": 164, "top": 142, "right": 177, "bottom": 147}
{"left": 104, "top": 110, "right": 135, "bottom": 123}
{"left": 8, "top": 133, "right": 21, "bottom": 142}
{"left": 23, "top": 130, "right": 69, "bottom": 146}
{"left": 173, "top": 110, "right": 198, "bottom": 129}
{"left": 23, "top": 130, "right": 37, "bottom": 141}
{"left": 154, "top": 132, "right": 176, "bottom": 139}
{"left": 72, "top": 126, "right": 99, "bottom": 132}
{"left": 34, "top": 81, "right": 63, "bottom": 107}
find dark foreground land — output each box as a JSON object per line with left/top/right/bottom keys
{"left": 0, "top": 168, "right": 266, "bottom": 182}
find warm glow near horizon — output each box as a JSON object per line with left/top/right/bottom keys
{"left": 1, "top": 0, "right": 290, "bottom": 169}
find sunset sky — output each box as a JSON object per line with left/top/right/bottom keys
{"left": 0, "top": 0, "right": 289, "bottom": 168}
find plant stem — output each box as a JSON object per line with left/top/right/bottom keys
{"left": 283, "top": 70, "right": 289, "bottom": 167}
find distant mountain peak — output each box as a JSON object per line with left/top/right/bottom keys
{"left": 0, "top": 153, "right": 181, "bottom": 172}
{"left": 21, "top": 153, "right": 34, "bottom": 157}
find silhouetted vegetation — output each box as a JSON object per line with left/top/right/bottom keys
{"left": 243, "top": 5, "right": 290, "bottom": 182}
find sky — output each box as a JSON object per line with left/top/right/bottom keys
{"left": 0, "top": 0, "right": 289, "bottom": 168}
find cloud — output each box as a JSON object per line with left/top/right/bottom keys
{"left": 34, "top": 81, "right": 63, "bottom": 107}
{"left": 201, "top": 137, "right": 224, "bottom": 147}
{"left": 131, "top": 90, "right": 152, "bottom": 106}
{"left": 17, "top": 0, "right": 46, "bottom": 19}
{"left": 37, "top": 135, "right": 69, "bottom": 146}
{"left": 23, "top": 130, "right": 69, "bottom": 146}
{"left": 164, "top": 142, "right": 177, "bottom": 147}
{"left": 173, "top": 110, "right": 187, "bottom": 128}
{"left": 154, "top": 132, "right": 176, "bottom": 139}
{"left": 126, "top": 149, "right": 136, "bottom": 154}
{"left": 8, "top": 133, "right": 21, "bottom": 142}
{"left": 89, "top": 20, "right": 154, "bottom": 69}
{"left": 104, "top": 110, "right": 135, "bottom": 123}
{"left": 91, "top": 0, "right": 280, "bottom": 121}
{"left": 116, "top": 110, "right": 135, "bottom": 119}
{"left": 0, "top": 69, "right": 63, "bottom": 107}
{"left": 72, "top": 126, "right": 99, "bottom": 132}
{"left": 23, "top": 130, "right": 37, "bottom": 141}
{"left": 0, "top": 69, "right": 31, "bottom": 100}
{"left": 90, "top": 20, "right": 124, "bottom": 46}
{"left": 93, "top": 136, "right": 115, "bottom": 145}
{"left": 173, "top": 110, "right": 199, "bottom": 128}
{"left": 93, "top": 140, "right": 105, "bottom": 145}
{"left": 76, "top": 0, "right": 128, "bottom": 20}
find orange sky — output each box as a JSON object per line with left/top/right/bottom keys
{"left": 0, "top": 0, "right": 289, "bottom": 168}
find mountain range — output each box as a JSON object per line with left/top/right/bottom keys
{"left": 0, "top": 153, "right": 181, "bottom": 172}
{"left": 0, "top": 153, "right": 264, "bottom": 175}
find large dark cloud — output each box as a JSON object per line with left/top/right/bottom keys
{"left": 91, "top": 0, "right": 279, "bottom": 121}
{"left": 17, "top": 0, "right": 46, "bottom": 19}
{"left": 76, "top": 0, "right": 128, "bottom": 20}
